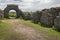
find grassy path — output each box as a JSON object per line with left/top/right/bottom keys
{"left": 0, "top": 19, "right": 60, "bottom": 40}
{"left": 5, "top": 19, "right": 45, "bottom": 40}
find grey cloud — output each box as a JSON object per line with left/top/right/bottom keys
{"left": 14, "top": 0, "right": 21, "bottom": 1}
{"left": 0, "top": 0, "right": 60, "bottom": 11}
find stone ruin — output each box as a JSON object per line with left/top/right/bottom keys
{"left": 32, "top": 11, "right": 41, "bottom": 24}
{"left": 4, "top": 4, "right": 23, "bottom": 18}
{"left": 54, "top": 7, "right": 60, "bottom": 31}
{"left": 31, "top": 7, "right": 60, "bottom": 28}
{"left": 0, "top": 4, "right": 60, "bottom": 31}
{"left": 40, "top": 9, "right": 53, "bottom": 27}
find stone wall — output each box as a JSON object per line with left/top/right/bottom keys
{"left": 54, "top": 12, "right": 60, "bottom": 31}
{"left": 32, "top": 11, "right": 41, "bottom": 24}
{"left": 40, "top": 9, "right": 53, "bottom": 27}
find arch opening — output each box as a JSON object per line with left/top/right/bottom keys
{"left": 9, "top": 10, "right": 16, "bottom": 19}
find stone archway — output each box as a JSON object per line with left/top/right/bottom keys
{"left": 4, "top": 4, "right": 23, "bottom": 18}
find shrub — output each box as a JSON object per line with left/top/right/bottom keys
{"left": 23, "top": 12, "right": 31, "bottom": 20}
{"left": 9, "top": 12, "right": 16, "bottom": 17}
{"left": 54, "top": 26, "right": 60, "bottom": 32}
{"left": 31, "top": 11, "right": 41, "bottom": 24}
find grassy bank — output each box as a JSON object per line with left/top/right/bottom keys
{"left": 0, "top": 21, "right": 18, "bottom": 40}
{"left": 19, "top": 19, "right": 60, "bottom": 37}
{"left": 0, "top": 20, "right": 25, "bottom": 40}
{"left": 19, "top": 19, "right": 60, "bottom": 40}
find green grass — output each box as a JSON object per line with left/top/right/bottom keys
{"left": 0, "top": 22, "right": 10, "bottom": 40}
{"left": 0, "top": 20, "right": 27, "bottom": 40}
{"left": 9, "top": 12, "right": 16, "bottom": 18}
{"left": 0, "top": 21, "right": 16, "bottom": 40}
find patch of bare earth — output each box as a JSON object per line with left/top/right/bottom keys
{"left": 6, "top": 19, "right": 46, "bottom": 40}
{"left": 14, "top": 25, "right": 45, "bottom": 40}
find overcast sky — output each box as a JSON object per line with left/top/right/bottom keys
{"left": 0, "top": 0, "right": 60, "bottom": 12}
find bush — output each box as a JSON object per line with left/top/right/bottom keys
{"left": 31, "top": 13, "right": 39, "bottom": 24}
{"left": 53, "top": 26, "right": 60, "bottom": 32}
{"left": 9, "top": 12, "right": 16, "bottom": 17}
{"left": 23, "top": 12, "right": 31, "bottom": 20}
{"left": 31, "top": 11, "right": 41, "bottom": 24}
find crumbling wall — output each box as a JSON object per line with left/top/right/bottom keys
{"left": 40, "top": 9, "right": 53, "bottom": 27}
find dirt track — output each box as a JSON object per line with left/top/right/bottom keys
{"left": 2, "top": 19, "right": 60, "bottom": 40}
{"left": 5, "top": 19, "right": 46, "bottom": 40}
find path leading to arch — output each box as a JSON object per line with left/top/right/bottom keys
{"left": 4, "top": 19, "right": 46, "bottom": 40}
{"left": 2, "top": 19, "right": 60, "bottom": 40}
